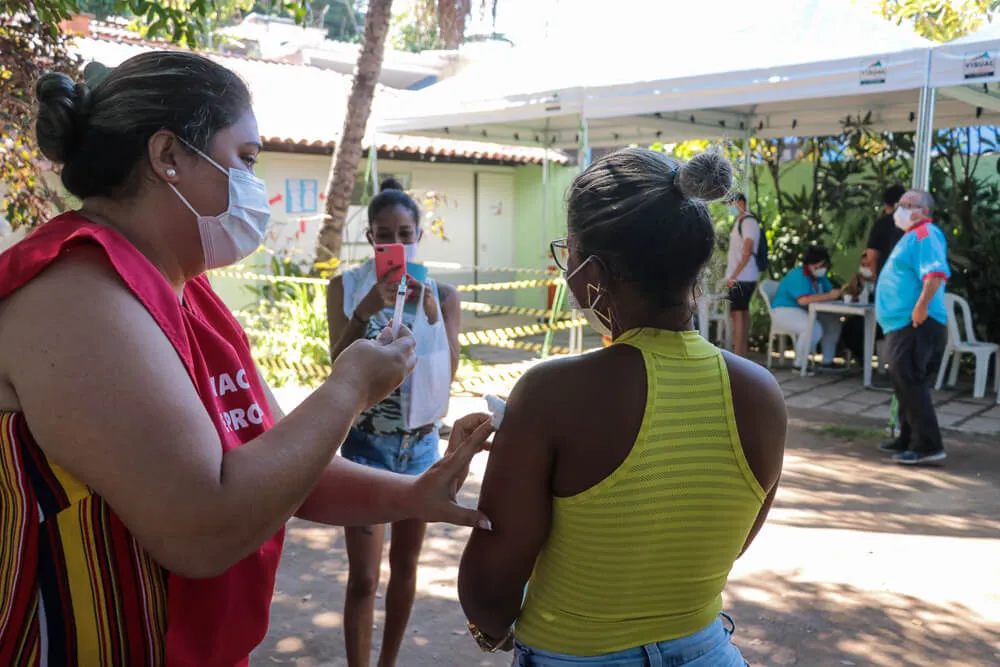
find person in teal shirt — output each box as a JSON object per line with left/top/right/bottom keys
{"left": 770, "top": 246, "right": 843, "bottom": 370}
{"left": 875, "top": 189, "right": 950, "bottom": 466}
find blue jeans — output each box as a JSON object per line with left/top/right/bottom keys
{"left": 341, "top": 427, "right": 440, "bottom": 475}
{"left": 512, "top": 617, "right": 747, "bottom": 667}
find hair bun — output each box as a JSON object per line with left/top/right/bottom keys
{"left": 35, "top": 72, "right": 91, "bottom": 164}
{"left": 675, "top": 151, "right": 733, "bottom": 202}
{"left": 380, "top": 177, "right": 404, "bottom": 192}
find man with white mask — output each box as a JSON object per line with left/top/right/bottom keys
{"left": 769, "top": 246, "right": 843, "bottom": 371}
{"left": 876, "top": 190, "right": 950, "bottom": 465}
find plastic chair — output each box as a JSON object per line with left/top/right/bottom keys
{"left": 707, "top": 294, "right": 731, "bottom": 350}
{"left": 759, "top": 280, "right": 798, "bottom": 369}
{"left": 935, "top": 293, "right": 999, "bottom": 400}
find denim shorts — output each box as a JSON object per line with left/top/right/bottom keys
{"left": 341, "top": 427, "right": 441, "bottom": 475}
{"left": 512, "top": 616, "right": 748, "bottom": 667}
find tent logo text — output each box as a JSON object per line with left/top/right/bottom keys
{"left": 860, "top": 59, "right": 888, "bottom": 86}
{"left": 964, "top": 51, "right": 996, "bottom": 80}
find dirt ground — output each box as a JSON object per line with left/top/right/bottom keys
{"left": 253, "top": 403, "right": 1000, "bottom": 667}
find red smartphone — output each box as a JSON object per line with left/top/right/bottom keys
{"left": 374, "top": 243, "right": 406, "bottom": 282}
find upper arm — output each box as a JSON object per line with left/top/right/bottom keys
{"left": 723, "top": 352, "right": 787, "bottom": 553}
{"left": 438, "top": 283, "right": 461, "bottom": 377}
{"left": 3, "top": 248, "right": 227, "bottom": 570}
{"left": 917, "top": 232, "right": 950, "bottom": 280}
{"left": 459, "top": 367, "right": 555, "bottom": 606}
{"left": 326, "top": 275, "right": 348, "bottom": 346}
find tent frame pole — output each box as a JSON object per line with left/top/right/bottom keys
{"left": 912, "top": 52, "right": 936, "bottom": 191}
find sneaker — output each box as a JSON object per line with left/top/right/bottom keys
{"left": 878, "top": 440, "right": 908, "bottom": 453}
{"left": 893, "top": 450, "right": 947, "bottom": 466}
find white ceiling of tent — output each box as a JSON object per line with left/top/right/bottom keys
{"left": 379, "top": 0, "right": 1000, "bottom": 148}
{"left": 930, "top": 20, "right": 1000, "bottom": 120}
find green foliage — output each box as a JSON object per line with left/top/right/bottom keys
{"left": 0, "top": 10, "right": 79, "bottom": 229}
{"left": 238, "top": 257, "right": 331, "bottom": 387}
{"left": 876, "top": 0, "right": 1000, "bottom": 42}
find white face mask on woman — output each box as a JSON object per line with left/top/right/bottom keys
{"left": 812, "top": 266, "right": 828, "bottom": 279}
{"left": 860, "top": 266, "right": 874, "bottom": 279}
{"left": 169, "top": 145, "right": 271, "bottom": 270}
{"left": 564, "top": 256, "right": 613, "bottom": 337}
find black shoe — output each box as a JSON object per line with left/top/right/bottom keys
{"left": 893, "top": 450, "right": 947, "bottom": 466}
{"left": 878, "top": 440, "right": 908, "bottom": 453}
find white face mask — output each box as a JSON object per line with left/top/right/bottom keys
{"left": 169, "top": 145, "right": 271, "bottom": 270}
{"left": 894, "top": 206, "right": 916, "bottom": 231}
{"left": 812, "top": 266, "right": 828, "bottom": 279}
{"left": 564, "top": 256, "right": 613, "bottom": 337}
{"left": 860, "top": 266, "right": 874, "bottom": 279}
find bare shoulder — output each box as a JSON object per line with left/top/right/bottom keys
{"left": 505, "top": 345, "right": 642, "bottom": 419}
{"left": 436, "top": 281, "right": 458, "bottom": 303}
{"left": 1, "top": 244, "right": 133, "bottom": 341}
{"left": 721, "top": 351, "right": 787, "bottom": 492}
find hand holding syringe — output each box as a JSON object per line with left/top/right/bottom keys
{"left": 390, "top": 270, "right": 407, "bottom": 338}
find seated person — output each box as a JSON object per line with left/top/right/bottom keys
{"left": 840, "top": 253, "right": 879, "bottom": 361}
{"left": 770, "top": 246, "right": 843, "bottom": 369}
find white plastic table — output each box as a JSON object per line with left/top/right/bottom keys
{"left": 802, "top": 301, "right": 878, "bottom": 387}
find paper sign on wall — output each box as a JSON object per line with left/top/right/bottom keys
{"left": 860, "top": 58, "right": 888, "bottom": 86}
{"left": 964, "top": 51, "right": 997, "bottom": 80}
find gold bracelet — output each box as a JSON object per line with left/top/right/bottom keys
{"left": 467, "top": 622, "right": 513, "bottom": 653}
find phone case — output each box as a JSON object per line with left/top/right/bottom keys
{"left": 374, "top": 244, "right": 406, "bottom": 282}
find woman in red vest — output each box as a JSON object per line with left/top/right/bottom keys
{"left": 0, "top": 51, "right": 493, "bottom": 667}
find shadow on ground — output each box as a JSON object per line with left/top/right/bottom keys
{"left": 727, "top": 578, "right": 1000, "bottom": 666}
{"left": 255, "top": 412, "right": 1000, "bottom": 667}
{"left": 766, "top": 411, "right": 1000, "bottom": 540}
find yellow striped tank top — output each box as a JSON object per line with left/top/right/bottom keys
{"left": 515, "top": 328, "right": 765, "bottom": 655}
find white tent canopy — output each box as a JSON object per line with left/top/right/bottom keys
{"left": 930, "top": 20, "right": 1000, "bottom": 121}
{"left": 380, "top": 0, "right": 944, "bottom": 150}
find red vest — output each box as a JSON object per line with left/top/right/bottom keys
{"left": 0, "top": 212, "right": 284, "bottom": 666}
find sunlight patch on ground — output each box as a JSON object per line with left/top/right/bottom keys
{"left": 311, "top": 611, "right": 344, "bottom": 629}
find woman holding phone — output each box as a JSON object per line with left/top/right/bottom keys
{"left": 327, "top": 179, "right": 462, "bottom": 667}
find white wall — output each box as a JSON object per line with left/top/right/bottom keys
{"left": 255, "top": 151, "right": 518, "bottom": 276}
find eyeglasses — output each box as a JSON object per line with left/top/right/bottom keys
{"left": 550, "top": 238, "right": 569, "bottom": 272}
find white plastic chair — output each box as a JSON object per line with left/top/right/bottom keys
{"left": 759, "top": 280, "right": 798, "bottom": 369}
{"left": 935, "top": 293, "right": 999, "bottom": 400}
{"left": 707, "top": 294, "right": 731, "bottom": 350}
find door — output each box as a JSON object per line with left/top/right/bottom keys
{"left": 475, "top": 172, "right": 516, "bottom": 308}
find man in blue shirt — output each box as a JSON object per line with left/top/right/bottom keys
{"left": 876, "top": 189, "right": 950, "bottom": 465}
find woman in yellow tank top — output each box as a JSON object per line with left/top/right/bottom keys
{"left": 457, "top": 148, "right": 788, "bottom": 665}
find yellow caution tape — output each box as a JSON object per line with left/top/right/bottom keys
{"left": 454, "top": 278, "right": 561, "bottom": 292}
{"left": 208, "top": 269, "right": 329, "bottom": 286}
{"left": 245, "top": 329, "right": 329, "bottom": 349}
{"left": 255, "top": 356, "right": 332, "bottom": 380}
{"left": 253, "top": 354, "right": 539, "bottom": 394}
{"left": 245, "top": 319, "right": 585, "bottom": 352}
{"left": 421, "top": 261, "right": 560, "bottom": 276}
{"left": 460, "top": 301, "right": 567, "bottom": 319}
{"left": 458, "top": 319, "right": 587, "bottom": 346}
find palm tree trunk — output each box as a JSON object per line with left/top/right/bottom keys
{"left": 315, "top": 0, "right": 394, "bottom": 266}
{"left": 438, "top": 0, "right": 470, "bottom": 50}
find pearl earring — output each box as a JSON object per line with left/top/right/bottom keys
{"left": 166, "top": 168, "right": 177, "bottom": 177}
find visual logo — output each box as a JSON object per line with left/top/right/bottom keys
{"left": 860, "top": 59, "right": 888, "bottom": 86}
{"left": 964, "top": 51, "right": 997, "bottom": 80}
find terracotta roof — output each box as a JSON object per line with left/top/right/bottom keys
{"left": 70, "top": 36, "right": 568, "bottom": 165}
